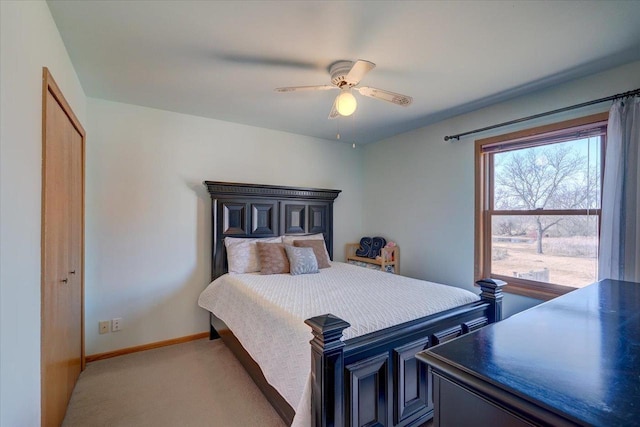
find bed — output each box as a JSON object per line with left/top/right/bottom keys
{"left": 199, "top": 181, "right": 505, "bottom": 427}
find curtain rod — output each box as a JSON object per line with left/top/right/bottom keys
{"left": 444, "top": 87, "right": 640, "bottom": 142}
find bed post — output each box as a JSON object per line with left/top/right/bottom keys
{"left": 477, "top": 278, "right": 507, "bottom": 323}
{"left": 305, "top": 314, "right": 351, "bottom": 427}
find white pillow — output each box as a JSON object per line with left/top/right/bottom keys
{"left": 282, "top": 233, "right": 330, "bottom": 260}
{"left": 225, "top": 236, "right": 282, "bottom": 273}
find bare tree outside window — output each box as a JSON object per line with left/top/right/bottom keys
{"left": 494, "top": 142, "right": 600, "bottom": 254}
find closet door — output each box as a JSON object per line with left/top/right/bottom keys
{"left": 42, "top": 68, "right": 85, "bottom": 427}
{"left": 66, "top": 118, "right": 84, "bottom": 391}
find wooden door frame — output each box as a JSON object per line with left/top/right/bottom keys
{"left": 41, "top": 67, "right": 86, "bottom": 406}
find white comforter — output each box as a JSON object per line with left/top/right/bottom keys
{"left": 197, "top": 262, "right": 479, "bottom": 426}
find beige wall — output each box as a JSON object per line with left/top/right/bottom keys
{"left": 0, "top": 1, "right": 87, "bottom": 424}
{"left": 362, "top": 60, "right": 640, "bottom": 317}
{"left": 85, "top": 98, "right": 364, "bottom": 355}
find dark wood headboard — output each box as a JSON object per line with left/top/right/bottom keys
{"left": 204, "top": 181, "right": 341, "bottom": 281}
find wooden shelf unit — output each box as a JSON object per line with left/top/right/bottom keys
{"left": 345, "top": 243, "right": 399, "bottom": 274}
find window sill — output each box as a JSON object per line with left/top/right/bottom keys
{"left": 489, "top": 274, "right": 577, "bottom": 301}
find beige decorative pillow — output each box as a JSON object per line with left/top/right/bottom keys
{"left": 256, "top": 242, "right": 290, "bottom": 275}
{"left": 224, "top": 236, "right": 282, "bottom": 273}
{"left": 282, "top": 233, "right": 330, "bottom": 261}
{"left": 293, "top": 240, "right": 331, "bottom": 269}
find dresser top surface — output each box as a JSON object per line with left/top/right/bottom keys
{"left": 423, "top": 279, "right": 640, "bottom": 426}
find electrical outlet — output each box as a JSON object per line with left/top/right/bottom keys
{"left": 99, "top": 321, "right": 110, "bottom": 334}
{"left": 111, "top": 317, "right": 123, "bottom": 332}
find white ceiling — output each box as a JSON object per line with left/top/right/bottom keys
{"left": 47, "top": 1, "right": 640, "bottom": 144}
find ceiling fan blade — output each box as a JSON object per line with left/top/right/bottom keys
{"left": 344, "top": 60, "right": 376, "bottom": 86}
{"left": 275, "top": 85, "right": 337, "bottom": 93}
{"left": 356, "top": 86, "right": 413, "bottom": 106}
{"left": 328, "top": 99, "right": 339, "bottom": 119}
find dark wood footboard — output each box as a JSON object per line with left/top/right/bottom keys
{"left": 305, "top": 278, "right": 506, "bottom": 427}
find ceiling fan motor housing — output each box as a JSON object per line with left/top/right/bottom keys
{"left": 330, "top": 61, "right": 355, "bottom": 87}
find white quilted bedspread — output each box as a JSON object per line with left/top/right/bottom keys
{"left": 197, "top": 262, "right": 479, "bottom": 426}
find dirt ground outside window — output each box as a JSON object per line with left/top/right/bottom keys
{"left": 492, "top": 236, "right": 598, "bottom": 288}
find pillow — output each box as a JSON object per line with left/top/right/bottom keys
{"left": 282, "top": 232, "right": 324, "bottom": 245}
{"left": 282, "top": 233, "right": 330, "bottom": 261}
{"left": 285, "top": 245, "right": 319, "bottom": 275}
{"left": 355, "top": 237, "right": 373, "bottom": 257}
{"left": 355, "top": 236, "right": 387, "bottom": 259}
{"left": 224, "top": 236, "right": 282, "bottom": 273}
{"left": 256, "top": 242, "right": 289, "bottom": 275}
{"left": 293, "top": 240, "right": 331, "bottom": 269}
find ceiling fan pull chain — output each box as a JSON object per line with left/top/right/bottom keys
{"left": 352, "top": 111, "right": 356, "bottom": 148}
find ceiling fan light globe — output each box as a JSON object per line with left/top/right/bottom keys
{"left": 336, "top": 91, "right": 357, "bottom": 116}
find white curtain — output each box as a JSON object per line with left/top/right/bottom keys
{"left": 599, "top": 96, "right": 640, "bottom": 282}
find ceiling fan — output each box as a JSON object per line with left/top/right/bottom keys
{"left": 275, "top": 60, "right": 413, "bottom": 119}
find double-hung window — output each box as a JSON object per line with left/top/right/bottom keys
{"left": 475, "top": 113, "right": 608, "bottom": 300}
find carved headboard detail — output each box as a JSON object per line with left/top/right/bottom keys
{"left": 204, "top": 181, "right": 341, "bottom": 280}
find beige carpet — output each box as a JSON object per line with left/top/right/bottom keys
{"left": 63, "top": 338, "right": 285, "bottom": 427}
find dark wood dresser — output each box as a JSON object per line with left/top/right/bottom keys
{"left": 416, "top": 279, "right": 640, "bottom": 426}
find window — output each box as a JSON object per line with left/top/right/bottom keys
{"left": 475, "top": 113, "right": 608, "bottom": 300}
